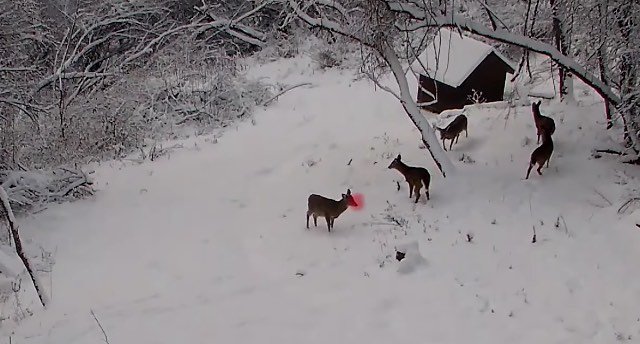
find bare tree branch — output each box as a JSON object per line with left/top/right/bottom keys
{"left": 388, "top": 1, "right": 622, "bottom": 106}
{"left": 288, "top": 0, "right": 455, "bottom": 176}
{"left": 0, "top": 185, "right": 48, "bottom": 308}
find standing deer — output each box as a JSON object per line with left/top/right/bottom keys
{"left": 306, "top": 189, "right": 357, "bottom": 232}
{"left": 388, "top": 154, "right": 431, "bottom": 203}
{"left": 525, "top": 129, "right": 554, "bottom": 179}
{"left": 434, "top": 114, "right": 468, "bottom": 151}
{"left": 532, "top": 100, "right": 555, "bottom": 144}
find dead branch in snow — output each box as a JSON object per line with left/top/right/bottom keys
{"left": 618, "top": 197, "right": 640, "bottom": 215}
{"left": 261, "top": 82, "right": 314, "bottom": 106}
{"left": 531, "top": 226, "right": 537, "bottom": 243}
{"left": 0, "top": 186, "right": 48, "bottom": 307}
{"left": 592, "top": 188, "right": 613, "bottom": 207}
{"left": 90, "top": 309, "right": 110, "bottom": 344}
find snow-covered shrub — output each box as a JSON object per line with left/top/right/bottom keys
{"left": 256, "top": 25, "right": 307, "bottom": 62}
{"left": 1, "top": 41, "right": 272, "bottom": 213}
{"left": 313, "top": 49, "right": 342, "bottom": 70}
{"left": 305, "top": 33, "right": 359, "bottom": 71}
{"left": 2, "top": 42, "right": 272, "bottom": 167}
{"left": 0, "top": 0, "right": 282, "bottom": 212}
{"left": 141, "top": 42, "right": 273, "bottom": 137}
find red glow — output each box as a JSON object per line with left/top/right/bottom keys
{"left": 350, "top": 193, "right": 365, "bottom": 211}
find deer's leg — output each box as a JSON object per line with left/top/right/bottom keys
{"left": 465, "top": 128, "right": 468, "bottom": 137}
{"left": 306, "top": 211, "right": 311, "bottom": 229}
{"left": 313, "top": 214, "right": 318, "bottom": 227}
{"left": 537, "top": 132, "right": 541, "bottom": 144}
{"left": 449, "top": 137, "right": 454, "bottom": 150}
{"left": 414, "top": 183, "right": 422, "bottom": 203}
{"left": 546, "top": 156, "right": 551, "bottom": 168}
{"left": 426, "top": 189, "right": 430, "bottom": 200}
{"left": 408, "top": 182, "right": 413, "bottom": 198}
{"left": 455, "top": 133, "right": 460, "bottom": 143}
{"left": 325, "top": 215, "right": 331, "bottom": 232}
{"left": 526, "top": 163, "right": 533, "bottom": 179}
{"left": 442, "top": 138, "right": 447, "bottom": 151}
{"left": 330, "top": 217, "right": 335, "bottom": 230}
{"left": 537, "top": 163, "right": 543, "bottom": 175}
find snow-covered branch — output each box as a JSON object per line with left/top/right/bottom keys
{"left": 1, "top": 168, "right": 94, "bottom": 212}
{"left": 288, "top": 0, "right": 455, "bottom": 176}
{"left": 388, "top": 1, "right": 622, "bottom": 106}
{"left": 380, "top": 42, "right": 455, "bottom": 176}
{"left": 287, "top": 0, "right": 375, "bottom": 49}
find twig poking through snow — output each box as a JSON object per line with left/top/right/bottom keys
{"left": 366, "top": 221, "right": 400, "bottom": 226}
{"left": 531, "top": 226, "right": 537, "bottom": 244}
{"left": 90, "top": 309, "right": 110, "bottom": 344}
{"left": 592, "top": 188, "right": 613, "bottom": 207}
{"left": 618, "top": 198, "right": 640, "bottom": 214}
{"left": 466, "top": 233, "right": 474, "bottom": 243}
{"left": 347, "top": 158, "right": 353, "bottom": 166}
{"left": 594, "top": 149, "right": 625, "bottom": 156}
{"left": 554, "top": 215, "right": 570, "bottom": 236}
{"left": 260, "top": 82, "right": 313, "bottom": 107}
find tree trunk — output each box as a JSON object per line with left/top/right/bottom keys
{"left": 616, "top": 4, "right": 638, "bottom": 149}
{"left": 596, "top": 0, "right": 613, "bottom": 129}
{"left": 288, "top": 0, "right": 455, "bottom": 177}
{"left": 550, "top": 0, "right": 571, "bottom": 101}
{"left": 381, "top": 42, "right": 455, "bottom": 177}
{"left": 597, "top": 47, "right": 613, "bottom": 129}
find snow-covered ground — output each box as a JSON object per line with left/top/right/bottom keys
{"left": 4, "top": 55, "right": 640, "bottom": 343}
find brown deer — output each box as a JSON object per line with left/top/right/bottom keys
{"left": 525, "top": 129, "right": 554, "bottom": 179}
{"left": 306, "top": 189, "right": 357, "bottom": 232}
{"left": 434, "top": 114, "right": 468, "bottom": 151}
{"left": 532, "top": 100, "right": 555, "bottom": 144}
{"left": 388, "top": 154, "right": 431, "bottom": 203}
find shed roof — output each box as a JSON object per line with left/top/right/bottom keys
{"left": 410, "top": 28, "right": 517, "bottom": 88}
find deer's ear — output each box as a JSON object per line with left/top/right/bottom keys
{"left": 347, "top": 189, "right": 351, "bottom": 195}
{"left": 342, "top": 193, "right": 346, "bottom": 198}
{"left": 397, "top": 154, "right": 401, "bottom": 160}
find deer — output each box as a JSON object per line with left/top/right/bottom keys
{"left": 306, "top": 189, "right": 357, "bottom": 232}
{"left": 525, "top": 129, "right": 554, "bottom": 179}
{"left": 434, "top": 114, "right": 468, "bottom": 151}
{"left": 532, "top": 100, "right": 555, "bottom": 144}
{"left": 388, "top": 154, "right": 431, "bottom": 204}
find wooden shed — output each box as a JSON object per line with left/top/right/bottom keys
{"left": 410, "top": 29, "right": 516, "bottom": 114}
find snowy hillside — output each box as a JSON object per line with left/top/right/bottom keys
{"left": 4, "top": 55, "right": 640, "bottom": 343}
